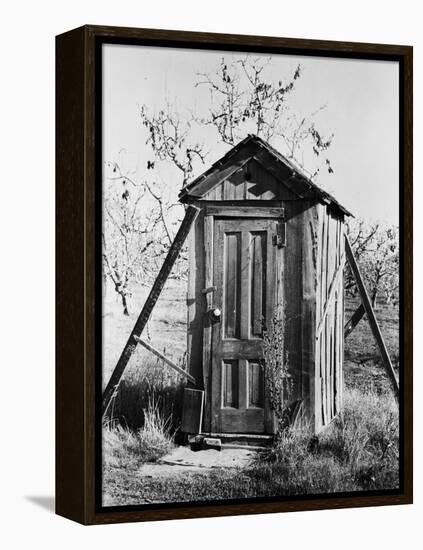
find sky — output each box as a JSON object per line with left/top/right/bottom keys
{"left": 103, "top": 44, "right": 399, "bottom": 224}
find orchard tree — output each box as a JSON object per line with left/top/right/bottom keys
{"left": 102, "top": 162, "right": 186, "bottom": 315}
{"left": 105, "top": 55, "right": 336, "bottom": 313}
{"left": 194, "top": 57, "right": 334, "bottom": 179}
{"left": 345, "top": 219, "right": 399, "bottom": 338}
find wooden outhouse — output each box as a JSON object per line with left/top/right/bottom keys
{"left": 179, "top": 135, "right": 352, "bottom": 435}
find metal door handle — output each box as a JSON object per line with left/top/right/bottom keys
{"left": 209, "top": 307, "right": 221, "bottom": 322}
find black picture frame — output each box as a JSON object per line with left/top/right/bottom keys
{"left": 56, "top": 25, "right": 413, "bottom": 525}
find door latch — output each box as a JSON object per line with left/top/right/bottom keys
{"left": 272, "top": 220, "right": 286, "bottom": 248}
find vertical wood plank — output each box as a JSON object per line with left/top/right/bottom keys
{"left": 265, "top": 220, "right": 278, "bottom": 433}
{"left": 223, "top": 179, "right": 236, "bottom": 200}
{"left": 329, "top": 314, "right": 334, "bottom": 420}
{"left": 187, "top": 208, "right": 205, "bottom": 388}
{"left": 283, "top": 202, "right": 303, "bottom": 407}
{"left": 234, "top": 178, "right": 245, "bottom": 200}
{"left": 211, "top": 220, "right": 224, "bottom": 432}
{"left": 334, "top": 291, "right": 340, "bottom": 414}
{"left": 340, "top": 224, "right": 345, "bottom": 411}
{"left": 201, "top": 214, "right": 213, "bottom": 431}
{"left": 314, "top": 205, "right": 323, "bottom": 431}
{"left": 301, "top": 203, "right": 318, "bottom": 427}
{"left": 240, "top": 231, "right": 251, "bottom": 340}
{"left": 320, "top": 211, "right": 327, "bottom": 319}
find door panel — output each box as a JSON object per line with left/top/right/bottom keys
{"left": 211, "top": 218, "right": 277, "bottom": 434}
{"left": 222, "top": 360, "right": 239, "bottom": 408}
{"left": 223, "top": 233, "right": 241, "bottom": 338}
{"left": 250, "top": 231, "right": 267, "bottom": 337}
{"left": 248, "top": 361, "right": 264, "bottom": 408}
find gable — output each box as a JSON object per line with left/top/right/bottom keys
{"left": 204, "top": 157, "right": 299, "bottom": 201}
{"left": 179, "top": 135, "right": 352, "bottom": 216}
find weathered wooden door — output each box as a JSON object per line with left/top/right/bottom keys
{"left": 211, "top": 218, "right": 278, "bottom": 434}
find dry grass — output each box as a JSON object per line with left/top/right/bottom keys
{"left": 102, "top": 285, "right": 400, "bottom": 505}
{"left": 255, "top": 386, "right": 399, "bottom": 495}
{"left": 137, "top": 397, "right": 175, "bottom": 462}
{"left": 102, "top": 279, "right": 187, "bottom": 384}
{"left": 103, "top": 386, "right": 399, "bottom": 505}
{"left": 106, "top": 356, "right": 186, "bottom": 431}
{"left": 103, "top": 398, "right": 175, "bottom": 505}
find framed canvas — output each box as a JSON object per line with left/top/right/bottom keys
{"left": 56, "top": 25, "right": 413, "bottom": 525}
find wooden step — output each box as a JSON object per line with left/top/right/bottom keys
{"left": 201, "top": 432, "right": 273, "bottom": 447}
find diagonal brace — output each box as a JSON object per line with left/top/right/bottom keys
{"left": 102, "top": 204, "right": 200, "bottom": 416}
{"left": 344, "top": 234, "right": 399, "bottom": 399}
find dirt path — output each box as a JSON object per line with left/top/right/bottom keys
{"left": 138, "top": 446, "right": 257, "bottom": 479}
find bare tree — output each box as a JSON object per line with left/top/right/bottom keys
{"left": 104, "top": 56, "right": 337, "bottom": 313}
{"left": 102, "top": 163, "right": 187, "bottom": 315}
{"left": 195, "top": 57, "right": 334, "bottom": 179}
{"left": 140, "top": 103, "right": 208, "bottom": 187}
{"left": 346, "top": 219, "right": 399, "bottom": 307}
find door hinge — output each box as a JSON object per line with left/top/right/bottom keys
{"left": 272, "top": 221, "right": 286, "bottom": 248}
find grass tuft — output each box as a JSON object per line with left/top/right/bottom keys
{"left": 137, "top": 397, "right": 174, "bottom": 462}
{"left": 104, "top": 397, "right": 174, "bottom": 473}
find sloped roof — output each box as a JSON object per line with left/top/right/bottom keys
{"left": 179, "top": 134, "right": 352, "bottom": 217}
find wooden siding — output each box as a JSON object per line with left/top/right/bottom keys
{"left": 314, "top": 204, "right": 345, "bottom": 431}
{"left": 282, "top": 201, "right": 306, "bottom": 411}
{"left": 187, "top": 198, "right": 346, "bottom": 434}
{"left": 204, "top": 158, "right": 298, "bottom": 202}
{"left": 186, "top": 206, "right": 206, "bottom": 392}
{"left": 301, "top": 202, "right": 319, "bottom": 425}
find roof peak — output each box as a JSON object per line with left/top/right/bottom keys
{"left": 179, "top": 135, "right": 352, "bottom": 217}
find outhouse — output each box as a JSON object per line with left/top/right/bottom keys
{"left": 179, "top": 135, "right": 352, "bottom": 435}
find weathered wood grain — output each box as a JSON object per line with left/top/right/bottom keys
{"left": 283, "top": 202, "right": 304, "bottom": 407}
{"left": 301, "top": 203, "right": 319, "bottom": 427}
{"left": 316, "top": 253, "right": 345, "bottom": 338}
{"left": 210, "top": 218, "right": 277, "bottom": 433}
{"left": 181, "top": 388, "right": 204, "bottom": 434}
{"left": 201, "top": 214, "right": 213, "bottom": 431}
{"left": 314, "top": 207, "right": 346, "bottom": 430}
{"left": 205, "top": 206, "right": 284, "bottom": 217}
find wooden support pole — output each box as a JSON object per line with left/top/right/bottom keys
{"left": 102, "top": 205, "right": 200, "bottom": 416}
{"left": 134, "top": 336, "right": 196, "bottom": 384}
{"left": 344, "top": 235, "right": 399, "bottom": 398}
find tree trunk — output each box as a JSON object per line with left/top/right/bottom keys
{"left": 120, "top": 293, "right": 129, "bottom": 316}
{"left": 371, "top": 288, "right": 378, "bottom": 308}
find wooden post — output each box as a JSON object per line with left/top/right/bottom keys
{"left": 344, "top": 235, "right": 399, "bottom": 398}
{"left": 344, "top": 303, "right": 365, "bottom": 338}
{"left": 134, "top": 336, "right": 196, "bottom": 384}
{"left": 102, "top": 205, "right": 200, "bottom": 416}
